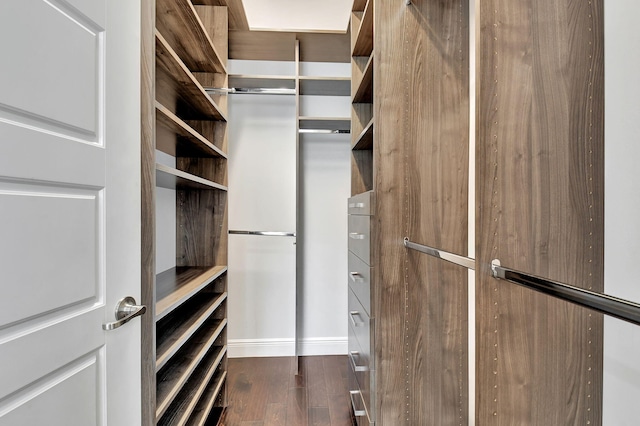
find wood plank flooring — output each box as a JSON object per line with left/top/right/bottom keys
{"left": 218, "top": 356, "right": 353, "bottom": 426}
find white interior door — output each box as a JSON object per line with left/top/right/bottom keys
{"left": 228, "top": 92, "right": 297, "bottom": 357}
{"left": 0, "top": 0, "right": 141, "bottom": 424}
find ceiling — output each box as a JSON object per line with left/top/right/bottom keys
{"left": 241, "top": 0, "right": 352, "bottom": 33}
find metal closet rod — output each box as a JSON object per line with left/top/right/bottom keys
{"left": 403, "top": 237, "right": 475, "bottom": 270}
{"left": 205, "top": 87, "right": 295, "bottom": 95}
{"left": 299, "top": 129, "right": 350, "bottom": 134}
{"left": 228, "top": 230, "right": 296, "bottom": 237}
{"left": 491, "top": 260, "right": 640, "bottom": 326}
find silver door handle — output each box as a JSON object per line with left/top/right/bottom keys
{"left": 103, "top": 296, "right": 146, "bottom": 331}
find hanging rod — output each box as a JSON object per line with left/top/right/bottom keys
{"left": 491, "top": 259, "right": 640, "bottom": 326}
{"left": 298, "top": 129, "right": 350, "bottom": 134}
{"left": 205, "top": 87, "right": 296, "bottom": 95}
{"left": 228, "top": 230, "right": 296, "bottom": 237}
{"left": 403, "top": 237, "right": 475, "bottom": 270}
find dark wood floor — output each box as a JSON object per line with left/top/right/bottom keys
{"left": 218, "top": 356, "right": 353, "bottom": 426}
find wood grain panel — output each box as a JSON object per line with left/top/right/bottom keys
{"left": 476, "top": 0, "right": 604, "bottom": 424}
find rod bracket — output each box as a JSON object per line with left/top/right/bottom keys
{"left": 491, "top": 259, "right": 503, "bottom": 279}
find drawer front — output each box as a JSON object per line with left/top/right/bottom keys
{"left": 348, "top": 215, "right": 371, "bottom": 264}
{"left": 349, "top": 321, "right": 374, "bottom": 421}
{"left": 348, "top": 288, "right": 372, "bottom": 369}
{"left": 348, "top": 191, "right": 375, "bottom": 216}
{"left": 348, "top": 251, "right": 372, "bottom": 316}
{"left": 348, "top": 365, "right": 374, "bottom": 426}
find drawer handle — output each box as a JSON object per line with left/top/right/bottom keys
{"left": 349, "top": 390, "right": 367, "bottom": 417}
{"left": 349, "top": 202, "right": 365, "bottom": 209}
{"left": 349, "top": 350, "right": 369, "bottom": 372}
{"left": 349, "top": 272, "right": 364, "bottom": 283}
{"left": 349, "top": 310, "right": 365, "bottom": 327}
{"left": 349, "top": 232, "right": 365, "bottom": 240}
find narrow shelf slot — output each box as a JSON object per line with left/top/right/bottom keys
{"left": 156, "top": 30, "right": 227, "bottom": 121}
{"left": 156, "top": 266, "right": 228, "bottom": 321}
{"left": 299, "top": 117, "right": 351, "bottom": 131}
{"left": 157, "top": 346, "right": 227, "bottom": 426}
{"left": 186, "top": 370, "right": 227, "bottom": 425}
{"left": 156, "top": 294, "right": 227, "bottom": 371}
{"left": 156, "top": 0, "right": 226, "bottom": 74}
{"left": 228, "top": 74, "right": 296, "bottom": 90}
{"left": 156, "top": 102, "right": 227, "bottom": 158}
{"left": 352, "top": 55, "right": 373, "bottom": 104}
{"left": 352, "top": 0, "right": 373, "bottom": 57}
{"left": 299, "top": 76, "right": 351, "bottom": 96}
{"left": 156, "top": 163, "right": 228, "bottom": 191}
{"left": 352, "top": 0, "right": 367, "bottom": 11}
{"left": 156, "top": 319, "right": 227, "bottom": 421}
{"left": 352, "top": 118, "right": 374, "bottom": 150}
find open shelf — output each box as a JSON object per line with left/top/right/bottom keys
{"left": 187, "top": 371, "right": 227, "bottom": 425}
{"left": 156, "top": 320, "right": 227, "bottom": 420}
{"left": 158, "top": 346, "right": 227, "bottom": 426}
{"left": 352, "top": 118, "right": 374, "bottom": 150}
{"left": 156, "top": 266, "right": 228, "bottom": 321}
{"left": 229, "top": 74, "right": 296, "bottom": 90}
{"left": 156, "top": 102, "right": 227, "bottom": 158}
{"left": 352, "top": 0, "right": 373, "bottom": 57}
{"left": 299, "top": 116, "right": 351, "bottom": 131}
{"left": 299, "top": 76, "right": 351, "bottom": 96}
{"left": 156, "top": 30, "right": 227, "bottom": 121}
{"left": 156, "top": 294, "right": 227, "bottom": 371}
{"left": 156, "top": 163, "right": 228, "bottom": 191}
{"left": 352, "top": 0, "right": 368, "bottom": 11}
{"left": 156, "top": 0, "right": 226, "bottom": 74}
{"left": 352, "top": 55, "right": 373, "bottom": 103}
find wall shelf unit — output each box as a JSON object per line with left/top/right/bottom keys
{"left": 142, "top": 1, "right": 230, "bottom": 424}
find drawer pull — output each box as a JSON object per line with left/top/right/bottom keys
{"left": 349, "top": 202, "right": 365, "bottom": 209}
{"left": 349, "top": 310, "right": 365, "bottom": 327}
{"left": 349, "top": 390, "right": 367, "bottom": 417}
{"left": 349, "top": 272, "right": 364, "bottom": 283}
{"left": 349, "top": 232, "right": 365, "bottom": 240}
{"left": 349, "top": 350, "right": 369, "bottom": 372}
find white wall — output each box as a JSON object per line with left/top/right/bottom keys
{"left": 241, "top": 0, "right": 351, "bottom": 33}
{"left": 603, "top": 1, "right": 640, "bottom": 423}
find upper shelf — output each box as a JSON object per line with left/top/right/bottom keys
{"left": 156, "top": 164, "right": 228, "bottom": 191}
{"left": 156, "top": 0, "right": 226, "bottom": 74}
{"left": 229, "top": 74, "right": 295, "bottom": 90}
{"left": 299, "top": 76, "right": 350, "bottom": 96}
{"left": 156, "top": 102, "right": 227, "bottom": 158}
{"left": 156, "top": 31, "right": 227, "bottom": 122}
{"left": 352, "top": 0, "right": 373, "bottom": 57}
{"left": 299, "top": 116, "right": 351, "bottom": 131}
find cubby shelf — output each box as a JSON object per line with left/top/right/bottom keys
{"left": 299, "top": 76, "right": 351, "bottom": 96}
{"left": 352, "top": 0, "right": 373, "bottom": 57}
{"left": 229, "top": 74, "right": 296, "bottom": 90}
{"left": 188, "top": 370, "right": 227, "bottom": 426}
{"left": 156, "top": 163, "right": 228, "bottom": 191}
{"left": 299, "top": 116, "right": 351, "bottom": 131}
{"left": 352, "top": 118, "right": 374, "bottom": 150}
{"left": 156, "top": 30, "right": 227, "bottom": 121}
{"left": 156, "top": 0, "right": 226, "bottom": 74}
{"left": 352, "top": 54, "right": 373, "bottom": 103}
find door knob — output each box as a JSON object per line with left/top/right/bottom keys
{"left": 103, "top": 296, "right": 146, "bottom": 331}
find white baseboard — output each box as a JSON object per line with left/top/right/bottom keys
{"left": 228, "top": 337, "right": 347, "bottom": 358}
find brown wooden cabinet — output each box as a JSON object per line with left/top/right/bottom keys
{"left": 142, "top": 0, "right": 230, "bottom": 424}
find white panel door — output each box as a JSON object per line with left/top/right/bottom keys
{"left": 0, "top": 0, "right": 141, "bottom": 425}
{"left": 228, "top": 93, "right": 297, "bottom": 357}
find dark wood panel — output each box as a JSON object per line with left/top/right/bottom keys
{"left": 156, "top": 0, "right": 226, "bottom": 73}
{"left": 141, "top": 0, "right": 157, "bottom": 423}
{"left": 476, "top": 0, "right": 604, "bottom": 424}
{"left": 299, "top": 77, "right": 350, "bottom": 96}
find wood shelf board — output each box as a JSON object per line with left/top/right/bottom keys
{"left": 156, "top": 321, "right": 227, "bottom": 420}
{"left": 228, "top": 74, "right": 296, "bottom": 90}
{"left": 299, "top": 76, "right": 351, "bottom": 96}
{"left": 156, "top": 295, "right": 227, "bottom": 371}
{"left": 156, "top": 266, "right": 228, "bottom": 321}
{"left": 352, "top": 0, "right": 373, "bottom": 57}
{"left": 156, "top": 102, "right": 227, "bottom": 159}
{"left": 156, "top": 31, "right": 227, "bottom": 122}
{"left": 156, "top": 163, "right": 228, "bottom": 192}
{"left": 352, "top": 118, "right": 374, "bottom": 150}
{"left": 156, "top": 0, "right": 226, "bottom": 73}
{"left": 158, "top": 346, "right": 227, "bottom": 426}
{"left": 188, "top": 370, "right": 227, "bottom": 425}
{"left": 299, "top": 116, "right": 351, "bottom": 131}
{"left": 352, "top": 55, "right": 373, "bottom": 103}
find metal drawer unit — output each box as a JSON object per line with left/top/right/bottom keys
{"left": 347, "top": 191, "right": 375, "bottom": 425}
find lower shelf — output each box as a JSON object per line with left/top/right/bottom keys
{"left": 187, "top": 371, "right": 227, "bottom": 426}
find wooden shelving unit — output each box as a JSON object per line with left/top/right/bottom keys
{"left": 143, "top": 1, "right": 230, "bottom": 424}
